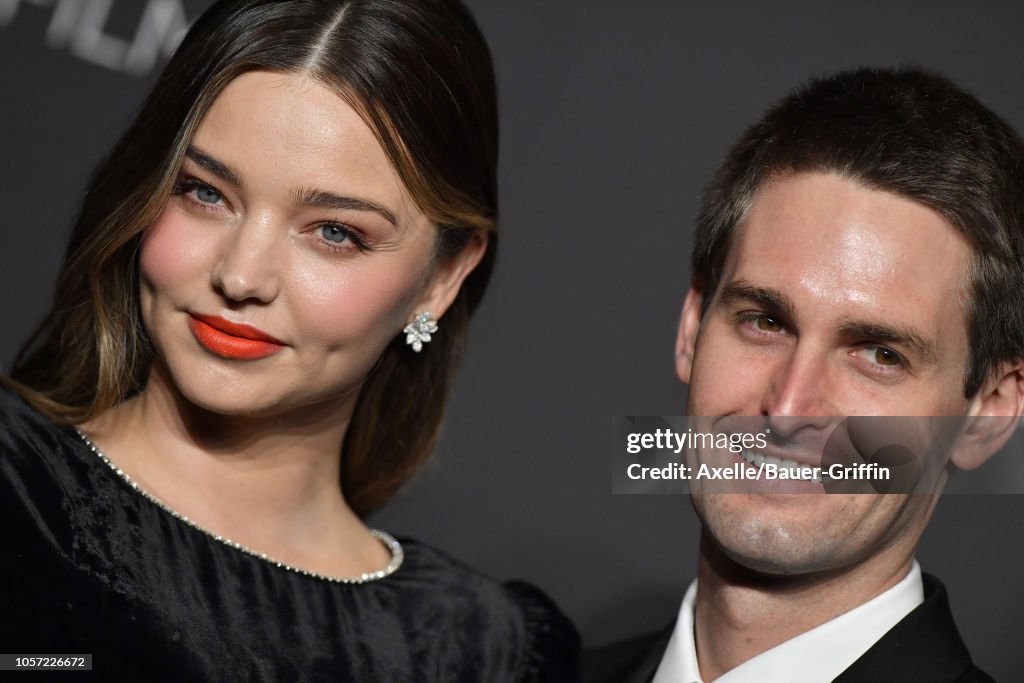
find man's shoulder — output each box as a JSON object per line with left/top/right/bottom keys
{"left": 581, "top": 573, "right": 998, "bottom": 683}
{"left": 836, "top": 573, "right": 997, "bottom": 683}
{"left": 956, "top": 666, "right": 998, "bottom": 683}
{"left": 582, "top": 624, "right": 673, "bottom": 683}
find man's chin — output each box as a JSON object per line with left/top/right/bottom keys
{"left": 713, "top": 540, "right": 839, "bottom": 577}
{"left": 692, "top": 492, "right": 866, "bottom": 577}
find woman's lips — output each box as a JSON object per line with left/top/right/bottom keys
{"left": 187, "top": 314, "right": 285, "bottom": 360}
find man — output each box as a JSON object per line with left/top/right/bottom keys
{"left": 588, "top": 67, "right": 1024, "bottom": 682}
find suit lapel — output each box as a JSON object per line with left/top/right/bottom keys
{"left": 833, "top": 574, "right": 975, "bottom": 683}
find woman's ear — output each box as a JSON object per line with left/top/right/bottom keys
{"left": 951, "top": 360, "right": 1024, "bottom": 470}
{"left": 414, "top": 230, "right": 489, "bottom": 321}
{"left": 675, "top": 285, "right": 703, "bottom": 385}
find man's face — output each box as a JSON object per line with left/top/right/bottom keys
{"left": 676, "top": 171, "right": 974, "bottom": 575}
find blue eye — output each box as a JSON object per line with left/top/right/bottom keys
{"left": 172, "top": 177, "right": 225, "bottom": 210}
{"left": 319, "top": 224, "right": 351, "bottom": 243}
{"left": 195, "top": 185, "right": 222, "bottom": 204}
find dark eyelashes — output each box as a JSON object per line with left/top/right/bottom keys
{"left": 172, "top": 179, "right": 198, "bottom": 193}
{"left": 171, "top": 176, "right": 206, "bottom": 194}
{"left": 736, "top": 311, "right": 786, "bottom": 331}
{"left": 171, "top": 176, "right": 221, "bottom": 204}
{"left": 319, "top": 221, "right": 372, "bottom": 253}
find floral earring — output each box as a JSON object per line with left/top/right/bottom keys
{"left": 403, "top": 312, "right": 438, "bottom": 352}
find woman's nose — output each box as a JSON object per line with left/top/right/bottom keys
{"left": 209, "top": 215, "right": 281, "bottom": 304}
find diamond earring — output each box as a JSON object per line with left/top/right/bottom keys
{"left": 403, "top": 312, "right": 438, "bottom": 352}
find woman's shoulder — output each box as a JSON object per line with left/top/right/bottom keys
{"left": 0, "top": 379, "right": 47, "bottom": 423}
{"left": 394, "top": 537, "right": 581, "bottom": 681}
{"left": 501, "top": 579, "right": 583, "bottom": 682}
{"left": 0, "top": 380, "right": 76, "bottom": 458}
{"left": 0, "top": 380, "right": 89, "bottom": 485}
{"left": 394, "top": 537, "right": 571, "bottom": 622}
{"left": 0, "top": 378, "right": 67, "bottom": 432}
{"left": 0, "top": 380, "right": 91, "bottom": 517}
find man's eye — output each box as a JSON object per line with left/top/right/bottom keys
{"left": 870, "top": 347, "right": 902, "bottom": 366}
{"left": 754, "top": 315, "right": 783, "bottom": 333}
{"left": 737, "top": 312, "right": 786, "bottom": 336}
{"left": 856, "top": 345, "right": 905, "bottom": 369}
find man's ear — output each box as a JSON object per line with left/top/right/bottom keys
{"left": 412, "top": 230, "right": 488, "bottom": 322}
{"left": 951, "top": 360, "right": 1024, "bottom": 470}
{"left": 675, "top": 285, "right": 704, "bottom": 385}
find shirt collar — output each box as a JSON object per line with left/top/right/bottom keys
{"left": 653, "top": 561, "right": 924, "bottom": 683}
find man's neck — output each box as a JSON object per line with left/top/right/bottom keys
{"left": 692, "top": 532, "right": 916, "bottom": 681}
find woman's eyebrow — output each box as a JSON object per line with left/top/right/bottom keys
{"left": 290, "top": 187, "right": 398, "bottom": 227}
{"left": 182, "top": 147, "right": 398, "bottom": 228}
{"left": 184, "top": 146, "right": 244, "bottom": 189}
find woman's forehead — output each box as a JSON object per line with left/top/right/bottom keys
{"left": 188, "top": 70, "right": 424, "bottom": 230}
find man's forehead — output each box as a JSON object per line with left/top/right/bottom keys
{"left": 723, "top": 173, "right": 971, "bottom": 310}
{"left": 714, "top": 173, "right": 973, "bottom": 355}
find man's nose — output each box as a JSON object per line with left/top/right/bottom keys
{"left": 210, "top": 213, "right": 282, "bottom": 304}
{"left": 761, "top": 343, "right": 837, "bottom": 435}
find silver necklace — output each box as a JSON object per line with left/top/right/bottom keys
{"left": 73, "top": 427, "right": 403, "bottom": 584}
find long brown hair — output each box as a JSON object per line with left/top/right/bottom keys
{"left": 7, "top": 0, "right": 498, "bottom": 515}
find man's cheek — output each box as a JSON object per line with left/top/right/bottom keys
{"left": 690, "top": 353, "right": 759, "bottom": 414}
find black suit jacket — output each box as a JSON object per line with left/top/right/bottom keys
{"left": 583, "top": 574, "right": 995, "bottom": 683}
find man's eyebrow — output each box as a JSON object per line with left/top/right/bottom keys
{"left": 837, "top": 321, "right": 937, "bottom": 364}
{"left": 717, "top": 281, "right": 797, "bottom": 322}
{"left": 184, "top": 146, "right": 243, "bottom": 189}
{"left": 289, "top": 187, "right": 398, "bottom": 227}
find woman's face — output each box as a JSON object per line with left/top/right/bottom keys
{"left": 139, "top": 70, "right": 479, "bottom": 417}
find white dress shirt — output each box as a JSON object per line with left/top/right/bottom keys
{"left": 652, "top": 561, "right": 924, "bottom": 683}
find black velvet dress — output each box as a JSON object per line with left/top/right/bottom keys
{"left": 0, "top": 385, "right": 579, "bottom": 681}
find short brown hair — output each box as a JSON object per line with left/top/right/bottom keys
{"left": 692, "top": 67, "right": 1024, "bottom": 397}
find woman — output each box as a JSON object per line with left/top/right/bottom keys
{"left": 0, "top": 0, "right": 578, "bottom": 680}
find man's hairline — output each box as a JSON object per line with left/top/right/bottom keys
{"left": 693, "top": 167, "right": 983, "bottom": 399}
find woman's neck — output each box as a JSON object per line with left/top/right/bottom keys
{"left": 80, "top": 363, "right": 391, "bottom": 577}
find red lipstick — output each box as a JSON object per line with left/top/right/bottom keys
{"left": 187, "top": 313, "right": 285, "bottom": 360}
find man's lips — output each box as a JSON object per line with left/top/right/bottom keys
{"left": 187, "top": 314, "right": 285, "bottom": 360}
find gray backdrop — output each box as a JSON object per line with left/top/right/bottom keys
{"left": 2, "top": 1, "right": 1022, "bottom": 678}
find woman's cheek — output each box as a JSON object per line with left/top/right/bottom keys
{"left": 288, "top": 257, "right": 426, "bottom": 349}
{"left": 140, "top": 208, "right": 218, "bottom": 298}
